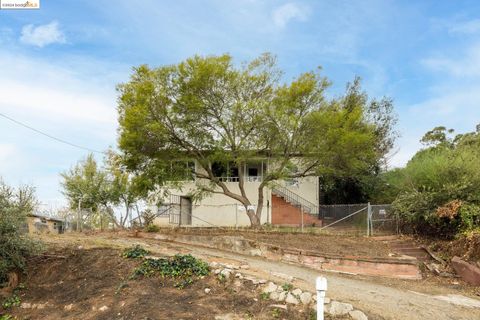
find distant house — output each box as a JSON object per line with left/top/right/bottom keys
{"left": 26, "top": 214, "right": 65, "bottom": 234}
{"left": 152, "top": 159, "right": 321, "bottom": 228}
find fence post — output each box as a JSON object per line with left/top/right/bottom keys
{"left": 316, "top": 276, "right": 327, "bottom": 320}
{"left": 367, "top": 202, "right": 371, "bottom": 236}
{"left": 301, "top": 206, "right": 304, "bottom": 233}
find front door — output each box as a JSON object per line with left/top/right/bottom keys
{"left": 180, "top": 197, "right": 192, "bottom": 225}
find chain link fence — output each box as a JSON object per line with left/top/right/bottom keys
{"left": 317, "top": 203, "right": 397, "bottom": 236}
{"left": 149, "top": 199, "right": 398, "bottom": 236}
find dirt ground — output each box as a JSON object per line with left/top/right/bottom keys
{"left": 1, "top": 246, "right": 342, "bottom": 320}
{"left": 156, "top": 227, "right": 392, "bottom": 258}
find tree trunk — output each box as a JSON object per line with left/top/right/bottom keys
{"left": 246, "top": 208, "right": 261, "bottom": 227}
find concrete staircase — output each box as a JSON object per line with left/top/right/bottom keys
{"left": 270, "top": 185, "right": 321, "bottom": 227}
{"left": 372, "top": 235, "right": 432, "bottom": 262}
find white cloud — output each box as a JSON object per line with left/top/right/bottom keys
{"left": 449, "top": 19, "right": 480, "bottom": 34}
{"left": 272, "top": 3, "right": 309, "bottom": 28}
{"left": 0, "top": 49, "right": 125, "bottom": 204}
{"left": 422, "top": 42, "right": 480, "bottom": 77}
{"left": 20, "top": 21, "right": 66, "bottom": 47}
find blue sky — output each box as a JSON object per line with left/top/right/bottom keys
{"left": 1, "top": 0, "right": 480, "bottom": 206}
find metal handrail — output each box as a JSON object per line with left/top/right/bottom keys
{"left": 271, "top": 184, "right": 319, "bottom": 215}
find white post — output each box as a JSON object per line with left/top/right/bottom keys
{"left": 316, "top": 276, "right": 327, "bottom": 320}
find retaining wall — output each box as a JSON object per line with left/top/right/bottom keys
{"left": 139, "top": 232, "right": 422, "bottom": 280}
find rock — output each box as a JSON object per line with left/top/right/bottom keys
{"left": 64, "top": 304, "right": 74, "bottom": 311}
{"left": 235, "top": 273, "right": 243, "bottom": 279}
{"left": 292, "top": 288, "right": 302, "bottom": 296}
{"left": 300, "top": 292, "right": 312, "bottom": 305}
{"left": 326, "top": 301, "right": 353, "bottom": 316}
{"left": 349, "top": 310, "right": 368, "bottom": 320}
{"left": 269, "top": 291, "right": 280, "bottom": 301}
{"left": 204, "top": 288, "right": 211, "bottom": 294}
{"left": 33, "top": 302, "right": 48, "bottom": 309}
{"left": 271, "top": 271, "right": 294, "bottom": 282}
{"left": 324, "top": 297, "right": 331, "bottom": 304}
{"left": 258, "top": 279, "right": 267, "bottom": 284}
{"left": 220, "top": 269, "right": 232, "bottom": 279}
{"left": 99, "top": 305, "right": 109, "bottom": 312}
{"left": 214, "top": 269, "right": 222, "bottom": 275}
{"left": 240, "top": 264, "right": 249, "bottom": 269}
{"left": 215, "top": 313, "right": 238, "bottom": 320}
{"left": 209, "top": 262, "right": 219, "bottom": 268}
{"left": 20, "top": 302, "right": 31, "bottom": 309}
{"left": 263, "top": 282, "right": 278, "bottom": 294}
{"left": 285, "top": 293, "right": 299, "bottom": 305}
{"left": 233, "top": 280, "right": 242, "bottom": 287}
{"left": 225, "top": 264, "right": 239, "bottom": 270}
{"left": 268, "top": 304, "right": 287, "bottom": 310}
{"left": 451, "top": 256, "right": 480, "bottom": 286}
{"left": 250, "top": 249, "right": 262, "bottom": 256}
{"left": 278, "top": 291, "right": 287, "bottom": 302}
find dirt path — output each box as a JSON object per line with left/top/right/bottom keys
{"left": 43, "top": 234, "right": 480, "bottom": 320}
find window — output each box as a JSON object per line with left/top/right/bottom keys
{"left": 211, "top": 162, "right": 239, "bottom": 181}
{"left": 248, "top": 167, "right": 258, "bottom": 176}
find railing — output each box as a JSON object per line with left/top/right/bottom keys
{"left": 217, "top": 176, "right": 263, "bottom": 182}
{"left": 271, "top": 184, "right": 319, "bottom": 216}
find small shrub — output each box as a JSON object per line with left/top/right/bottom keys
{"left": 217, "top": 273, "right": 227, "bottom": 283}
{"left": 271, "top": 308, "right": 281, "bottom": 318}
{"left": 122, "top": 245, "right": 149, "bottom": 259}
{"left": 459, "top": 204, "right": 480, "bottom": 232}
{"left": 260, "top": 292, "right": 270, "bottom": 300}
{"left": 0, "top": 181, "right": 40, "bottom": 285}
{"left": 2, "top": 294, "right": 20, "bottom": 309}
{"left": 144, "top": 224, "right": 160, "bottom": 233}
{"left": 132, "top": 254, "right": 210, "bottom": 288}
{"left": 281, "top": 283, "right": 293, "bottom": 291}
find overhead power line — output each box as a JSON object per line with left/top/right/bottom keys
{"left": 0, "top": 112, "right": 106, "bottom": 154}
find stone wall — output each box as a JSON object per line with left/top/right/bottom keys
{"left": 141, "top": 233, "right": 422, "bottom": 280}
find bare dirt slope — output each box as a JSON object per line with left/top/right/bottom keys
{"left": 4, "top": 247, "right": 323, "bottom": 320}
{"left": 16, "top": 232, "right": 480, "bottom": 320}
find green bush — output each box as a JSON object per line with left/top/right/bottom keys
{"left": 121, "top": 245, "right": 149, "bottom": 259}
{"left": 459, "top": 203, "right": 480, "bottom": 232}
{"left": 0, "top": 181, "right": 40, "bottom": 285}
{"left": 133, "top": 254, "right": 210, "bottom": 288}
{"left": 144, "top": 224, "right": 160, "bottom": 233}
{"left": 390, "top": 129, "right": 480, "bottom": 237}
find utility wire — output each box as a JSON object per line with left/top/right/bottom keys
{"left": 0, "top": 112, "right": 106, "bottom": 154}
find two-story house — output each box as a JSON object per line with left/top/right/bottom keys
{"left": 152, "top": 159, "right": 321, "bottom": 228}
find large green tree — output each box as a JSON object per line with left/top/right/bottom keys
{"left": 61, "top": 153, "right": 146, "bottom": 229}
{"left": 117, "top": 53, "right": 396, "bottom": 226}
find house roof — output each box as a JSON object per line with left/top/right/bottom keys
{"left": 28, "top": 213, "right": 64, "bottom": 222}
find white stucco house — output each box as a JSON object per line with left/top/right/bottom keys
{"left": 152, "top": 159, "right": 321, "bottom": 227}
